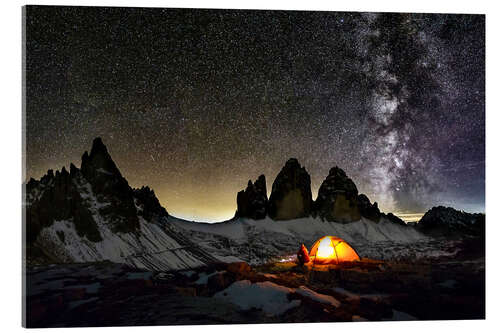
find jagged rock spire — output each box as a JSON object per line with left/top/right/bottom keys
{"left": 268, "top": 158, "right": 313, "bottom": 220}
{"left": 315, "top": 166, "right": 361, "bottom": 223}
{"left": 133, "top": 186, "right": 168, "bottom": 221}
{"left": 357, "top": 194, "right": 381, "bottom": 222}
{"left": 235, "top": 175, "right": 268, "bottom": 219}
{"left": 81, "top": 137, "right": 123, "bottom": 180}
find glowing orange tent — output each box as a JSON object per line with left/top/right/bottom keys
{"left": 309, "top": 236, "right": 360, "bottom": 264}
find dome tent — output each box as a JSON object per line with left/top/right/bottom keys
{"left": 309, "top": 236, "right": 360, "bottom": 264}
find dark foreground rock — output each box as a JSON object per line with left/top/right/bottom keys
{"left": 25, "top": 249, "right": 484, "bottom": 328}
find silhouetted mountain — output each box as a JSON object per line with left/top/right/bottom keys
{"left": 133, "top": 186, "right": 169, "bottom": 222}
{"left": 26, "top": 138, "right": 144, "bottom": 245}
{"left": 314, "top": 166, "right": 361, "bottom": 223}
{"left": 418, "top": 206, "right": 485, "bottom": 237}
{"left": 233, "top": 160, "right": 387, "bottom": 223}
{"left": 26, "top": 163, "right": 103, "bottom": 244}
{"left": 268, "top": 158, "right": 313, "bottom": 220}
{"left": 235, "top": 175, "right": 268, "bottom": 220}
{"left": 382, "top": 212, "right": 407, "bottom": 226}
{"left": 24, "top": 138, "right": 220, "bottom": 270}
{"left": 357, "top": 194, "right": 381, "bottom": 222}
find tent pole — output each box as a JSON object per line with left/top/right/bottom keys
{"left": 334, "top": 241, "right": 340, "bottom": 264}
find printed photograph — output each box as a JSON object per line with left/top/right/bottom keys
{"left": 22, "top": 5, "right": 485, "bottom": 327}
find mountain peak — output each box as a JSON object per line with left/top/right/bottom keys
{"left": 418, "top": 206, "right": 485, "bottom": 237}
{"left": 328, "top": 166, "right": 347, "bottom": 178}
{"left": 315, "top": 165, "right": 361, "bottom": 223}
{"left": 268, "top": 158, "right": 312, "bottom": 220}
{"left": 235, "top": 175, "right": 268, "bottom": 220}
{"left": 323, "top": 165, "right": 358, "bottom": 195}
{"left": 69, "top": 163, "right": 78, "bottom": 176}
{"left": 133, "top": 186, "right": 169, "bottom": 221}
{"left": 90, "top": 137, "right": 107, "bottom": 156}
{"left": 285, "top": 157, "right": 300, "bottom": 166}
{"left": 81, "top": 137, "right": 122, "bottom": 179}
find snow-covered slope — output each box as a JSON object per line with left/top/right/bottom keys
{"left": 25, "top": 138, "right": 218, "bottom": 271}
{"left": 36, "top": 217, "right": 214, "bottom": 271}
{"left": 171, "top": 216, "right": 424, "bottom": 243}
{"left": 169, "top": 216, "right": 429, "bottom": 264}
{"left": 30, "top": 177, "right": 218, "bottom": 271}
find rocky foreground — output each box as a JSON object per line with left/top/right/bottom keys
{"left": 25, "top": 238, "right": 484, "bottom": 328}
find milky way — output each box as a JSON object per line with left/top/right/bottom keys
{"left": 25, "top": 6, "right": 485, "bottom": 221}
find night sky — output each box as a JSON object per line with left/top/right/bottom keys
{"left": 25, "top": 6, "right": 485, "bottom": 222}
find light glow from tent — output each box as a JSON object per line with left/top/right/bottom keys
{"left": 334, "top": 242, "right": 348, "bottom": 259}
{"left": 316, "top": 237, "right": 335, "bottom": 259}
{"left": 310, "top": 236, "right": 360, "bottom": 264}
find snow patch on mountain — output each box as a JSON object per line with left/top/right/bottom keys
{"left": 171, "top": 216, "right": 424, "bottom": 244}
{"left": 36, "top": 217, "right": 210, "bottom": 271}
{"left": 169, "top": 215, "right": 429, "bottom": 263}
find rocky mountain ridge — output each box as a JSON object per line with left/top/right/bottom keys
{"left": 26, "top": 138, "right": 166, "bottom": 245}
{"left": 236, "top": 158, "right": 382, "bottom": 224}
{"left": 233, "top": 160, "right": 485, "bottom": 236}
{"left": 268, "top": 158, "right": 313, "bottom": 220}
{"left": 24, "top": 138, "right": 484, "bottom": 269}
{"left": 417, "top": 206, "right": 485, "bottom": 237}
{"left": 25, "top": 138, "right": 220, "bottom": 270}
{"left": 235, "top": 175, "right": 268, "bottom": 220}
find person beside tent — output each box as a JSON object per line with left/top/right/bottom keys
{"left": 297, "top": 243, "right": 310, "bottom": 265}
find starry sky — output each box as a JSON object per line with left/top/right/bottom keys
{"left": 25, "top": 6, "right": 485, "bottom": 222}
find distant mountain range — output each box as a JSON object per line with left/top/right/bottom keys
{"left": 24, "top": 138, "right": 485, "bottom": 269}
{"left": 235, "top": 158, "right": 385, "bottom": 224}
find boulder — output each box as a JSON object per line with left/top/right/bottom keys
{"left": 226, "top": 262, "right": 252, "bottom": 276}
{"left": 235, "top": 175, "right": 268, "bottom": 219}
{"left": 268, "top": 158, "right": 313, "bottom": 220}
{"left": 206, "top": 271, "right": 236, "bottom": 295}
{"left": 174, "top": 287, "right": 197, "bottom": 297}
{"left": 314, "top": 166, "right": 361, "bottom": 223}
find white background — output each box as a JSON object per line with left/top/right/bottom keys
{"left": 1, "top": 0, "right": 498, "bottom": 332}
